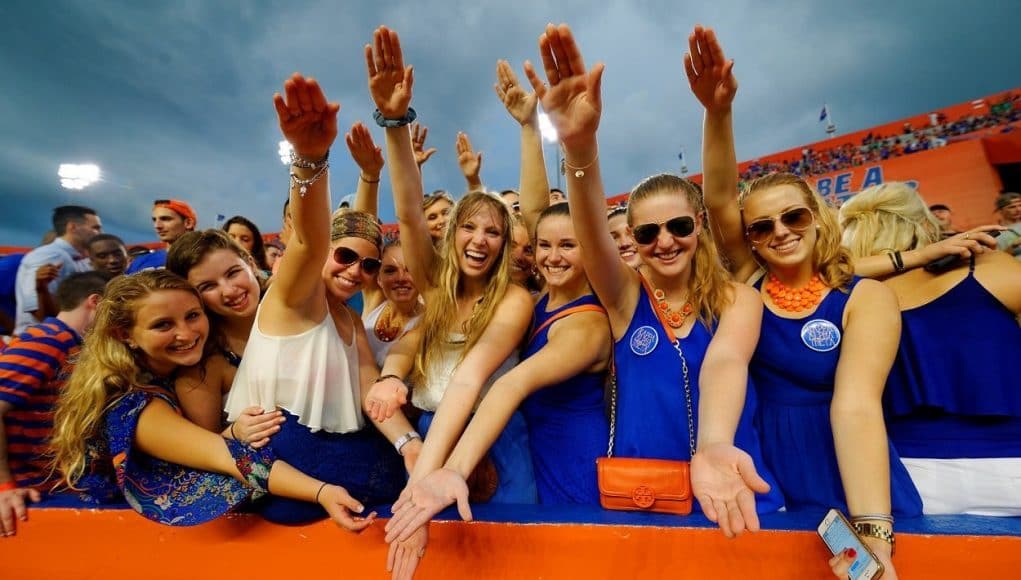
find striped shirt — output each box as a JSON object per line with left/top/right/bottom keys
{"left": 0, "top": 317, "right": 80, "bottom": 488}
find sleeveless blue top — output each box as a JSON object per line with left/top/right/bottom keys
{"left": 751, "top": 277, "right": 922, "bottom": 516}
{"left": 885, "top": 260, "right": 1021, "bottom": 459}
{"left": 521, "top": 293, "right": 608, "bottom": 505}
{"left": 612, "top": 279, "right": 785, "bottom": 514}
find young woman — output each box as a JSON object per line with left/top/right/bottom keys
{"left": 841, "top": 182, "right": 1021, "bottom": 516}
{"left": 219, "top": 73, "right": 419, "bottom": 524}
{"left": 362, "top": 239, "right": 423, "bottom": 368}
{"left": 360, "top": 27, "right": 535, "bottom": 578}
{"left": 521, "top": 24, "right": 784, "bottom": 540}
{"left": 692, "top": 25, "right": 919, "bottom": 576}
{"left": 607, "top": 205, "right": 641, "bottom": 269}
{"left": 422, "top": 191, "right": 454, "bottom": 247}
{"left": 166, "top": 229, "right": 284, "bottom": 446}
{"left": 223, "top": 215, "right": 270, "bottom": 275}
{"left": 49, "top": 270, "right": 375, "bottom": 530}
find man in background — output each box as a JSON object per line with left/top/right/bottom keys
{"left": 125, "top": 199, "right": 197, "bottom": 273}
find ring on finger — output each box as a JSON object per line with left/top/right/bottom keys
{"left": 964, "top": 234, "right": 971, "bottom": 240}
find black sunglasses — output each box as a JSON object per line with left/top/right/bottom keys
{"left": 744, "top": 207, "right": 814, "bottom": 244}
{"left": 333, "top": 247, "right": 382, "bottom": 275}
{"left": 632, "top": 216, "right": 696, "bottom": 245}
{"left": 153, "top": 199, "right": 171, "bottom": 205}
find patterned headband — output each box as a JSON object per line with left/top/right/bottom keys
{"left": 331, "top": 209, "right": 382, "bottom": 250}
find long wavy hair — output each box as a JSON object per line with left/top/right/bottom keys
{"left": 627, "top": 174, "right": 733, "bottom": 325}
{"left": 838, "top": 182, "right": 940, "bottom": 258}
{"left": 740, "top": 172, "right": 854, "bottom": 291}
{"left": 50, "top": 270, "right": 210, "bottom": 488}
{"left": 412, "top": 191, "right": 514, "bottom": 386}
{"left": 222, "top": 215, "right": 269, "bottom": 271}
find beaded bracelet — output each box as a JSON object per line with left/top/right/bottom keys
{"left": 290, "top": 149, "right": 330, "bottom": 170}
{"left": 290, "top": 163, "right": 330, "bottom": 197}
{"left": 0, "top": 481, "right": 17, "bottom": 492}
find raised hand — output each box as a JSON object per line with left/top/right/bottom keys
{"left": 35, "top": 263, "right": 60, "bottom": 290}
{"left": 411, "top": 123, "right": 437, "bottom": 167}
{"left": 684, "top": 25, "right": 737, "bottom": 114}
{"left": 455, "top": 132, "right": 482, "bottom": 183}
{"left": 231, "top": 406, "right": 285, "bottom": 448}
{"left": 523, "top": 23, "right": 604, "bottom": 149}
{"left": 319, "top": 483, "right": 378, "bottom": 532}
{"left": 387, "top": 525, "right": 428, "bottom": 580}
{"left": 384, "top": 468, "right": 472, "bottom": 544}
{"left": 691, "top": 442, "right": 770, "bottom": 538}
{"left": 365, "top": 376, "right": 409, "bottom": 422}
{"left": 494, "top": 60, "right": 538, "bottom": 126}
{"left": 0, "top": 486, "right": 41, "bottom": 537}
{"left": 272, "top": 73, "right": 340, "bottom": 161}
{"left": 366, "top": 26, "right": 413, "bottom": 119}
{"left": 345, "top": 122, "right": 385, "bottom": 177}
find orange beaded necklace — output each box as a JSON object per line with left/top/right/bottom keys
{"left": 652, "top": 287, "right": 694, "bottom": 328}
{"left": 764, "top": 273, "right": 825, "bottom": 312}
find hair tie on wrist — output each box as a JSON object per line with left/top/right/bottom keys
{"left": 315, "top": 482, "right": 329, "bottom": 504}
{"left": 230, "top": 422, "right": 238, "bottom": 440}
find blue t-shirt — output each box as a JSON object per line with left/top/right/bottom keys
{"left": 125, "top": 249, "right": 168, "bottom": 274}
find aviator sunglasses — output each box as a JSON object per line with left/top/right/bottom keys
{"left": 333, "top": 246, "right": 382, "bottom": 275}
{"left": 744, "top": 207, "right": 814, "bottom": 244}
{"left": 632, "top": 216, "right": 696, "bottom": 245}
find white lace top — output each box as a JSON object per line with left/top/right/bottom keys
{"left": 411, "top": 332, "right": 519, "bottom": 412}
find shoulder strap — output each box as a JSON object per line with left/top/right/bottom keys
{"left": 527, "top": 303, "right": 606, "bottom": 345}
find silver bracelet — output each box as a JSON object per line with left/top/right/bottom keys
{"left": 290, "top": 162, "right": 329, "bottom": 197}
{"left": 394, "top": 431, "right": 421, "bottom": 456}
{"left": 290, "top": 149, "right": 329, "bottom": 170}
{"left": 850, "top": 513, "right": 895, "bottom": 524}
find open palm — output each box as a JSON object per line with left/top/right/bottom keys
{"left": 684, "top": 25, "right": 737, "bottom": 113}
{"left": 272, "top": 73, "right": 339, "bottom": 161}
{"left": 495, "top": 60, "right": 538, "bottom": 126}
{"left": 366, "top": 26, "right": 413, "bottom": 119}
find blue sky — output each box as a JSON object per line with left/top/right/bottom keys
{"left": 1, "top": 0, "right": 1018, "bottom": 247}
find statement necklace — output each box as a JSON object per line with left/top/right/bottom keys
{"left": 374, "top": 302, "right": 419, "bottom": 342}
{"left": 764, "top": 273, "right": 824, "bottom": 312}
{"left": 652, "top": 287, "right": 693, "bottom": 329}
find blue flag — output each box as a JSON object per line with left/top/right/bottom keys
{"left": 819, "top": 105, "right": 829, "bottom": 122}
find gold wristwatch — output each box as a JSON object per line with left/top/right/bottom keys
{"left": 853, "top": 522, "right": 896, "bottom": 555}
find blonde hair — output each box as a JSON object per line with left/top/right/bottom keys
{"left": 627, "top": 174, "right": 733, "bottom": 325}
{"left": 839, "top": 182, "right": 940, "bottom": 258}
{"left": 412, "top": 191, "right": 514, "bottom": 385}
{"left": 50, "top": 270, "right": 207, "bottom": 488}
{"left": 740, "top": 172, "right": 854, "bottom": 291}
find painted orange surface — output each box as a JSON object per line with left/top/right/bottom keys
{"left": 1, "top": 509, "right": 1018, "bottom": 579}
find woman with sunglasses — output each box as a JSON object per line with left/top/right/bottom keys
{"left": 692, "top": 26, "right": 920, "bottom": 575}
{"left": 362, "top": 27, "right": 536, "bottom": 577}
{"left": 840, "top": 183, "right": 1021, "bottom": 517}
{"left": 516, "top": 24, "right": 782, "bottom": 540}
{"left": 219, "top": 73, "right": 420, "bottom": 524}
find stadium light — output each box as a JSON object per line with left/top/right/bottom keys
{"left": 538, "top": 113, "right": 558, "bottom": 144}
{"left": 58, "top": 164, "right": 101, "bottom": 190}
{"left": 278, "top": 140, "right": 293, "bottom": 165}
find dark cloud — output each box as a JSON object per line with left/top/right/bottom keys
{"left": 1, "top": 0, "right": 1018, "bottom": 246}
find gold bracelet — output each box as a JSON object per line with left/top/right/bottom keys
{"left": 564, "top": 153, "right": 599, "bottom": 178}
{"left": 853, "top": 522, "right": 895, "bottom": 555}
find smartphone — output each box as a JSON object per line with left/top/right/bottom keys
{"left": 924, "top": 229, "right": 1002, "bottom": 274}
{"left": 817, "top": 508, "right": 885, "bottom": 580}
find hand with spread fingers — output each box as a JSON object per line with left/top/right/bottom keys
{"left": 318, "top": 483, "right": 378, "bottom": 532}
{"left": 495, "top": 59, "right": 538, "bottom": 126}
{"left": 411, "top": 123, "right": 437, "bottom": 167}
{"left": 366, "top": 26, "right": 414, "bottom": 120}
{"left": 384, "top": 468, "right": 472, "bottom": 544}
{"left": 455, "top": 132, "right": 483, "bottom": 186}
{"left": 272, "top": 73, "right": 339, "bottom": 161}
{"left": 921, "top": 225, "right": 1002, "bottom": 261}
{"left": 0, "top": 486, "right": 41, "bottom": 537}
{"left": 230, "top": 406, "right": 286, "bottom": 449}
{"left": 345, "top": 121, "right": 385, "bottom": 178}
{"left": 365, "top": 376, "right": 409, "bottom": 423}
{"left": 387, "top": 524, "right": 429, "bottom": 580}
{"left": 523, "top": 23, "right": 604, "bottom": 149}
{"left": 691, "top": 442, "right": 770, "bottom": 538}
{"left": 684, "top": 25, "right": 738, "bottom": 115}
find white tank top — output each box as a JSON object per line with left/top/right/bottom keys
{"left": 224, "top": 296, "right": 364, "bottom": 434}
{"left": 411, "top": 332, "right": 519, "bottom": 412}
{"left": 362, "top": 301, "right": 421, "bottom": 369}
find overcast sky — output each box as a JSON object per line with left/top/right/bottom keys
{"left": 1, "top": 0, "right": 1018, "bottom": 246}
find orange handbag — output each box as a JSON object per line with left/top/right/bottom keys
{"left": 597, "top": 323, "right": 696, "bottom": 516}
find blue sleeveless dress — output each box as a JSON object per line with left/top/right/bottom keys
{"left": 521, "top": 294, "right": 608, "bottom": 505}
{"left": 752, "top": 277, "right": 922, "bottom": 516}
{"left": 885, "top": 260, "right": 1021, "bottom": 459}
{"left": 613, "top": 280, "right": 785, "bottom": 514}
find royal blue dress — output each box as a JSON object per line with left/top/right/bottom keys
{"left": 751, "top": 277, "right": 922, "bottom": 516}
{"left": 885, "top": 260, "right": 1021, "bottom": 459}
{"left": 613, "top": 279, "right": 785, "bottom": 514}
{"left": 520, "top": 294, "right": 609, "bottom": 505}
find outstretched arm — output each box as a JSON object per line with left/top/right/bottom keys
{"left": 346, "top": 121, "right": 387, "bottom": 312}
{"left": 686, "top": 26, "right": 755, "bottom": 281}
{"left": 495, "top": 59, "right": 549, "bottom": 238}
{"left": 366, "top": 26, "right": 436, "bottom": 291}
{"left": 526, "top": 23, "right": 639, "bottom": 333}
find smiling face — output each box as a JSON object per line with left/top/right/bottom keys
{"left": 741, "top": 184, "right": 818, "bottom": 270}
{"left": 186, "top": 248, "right": 261, "bottom": 320}
{"left": 454, "top": 204, "right": 505, "bottom": 280}
{"left": 509, "top": 222, "right": 535, "bottom": 285}
{"left": 322, "top": 237, "right": 380, "bottom": 302}
{"left": 127, "top": 289, "right": 209, "bottom": 376}
{"left": 628, "top": 192, "right": 701, "bottom": 281}
{"left": 378, "top": 245, "right": 419, "bottom": 308}
{"left": 607, "top": 213, "right": 640, "bottom": 269}
{"left": 226, "top": 223, "right": 256, "bottom": 253}
{"left": 424, "top": 197, "right": 453, "bottom": 243}
{"left": 535, "top": 215, "right": 585, "bottom": 289}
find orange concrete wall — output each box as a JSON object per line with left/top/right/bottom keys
{"left": 1, "top": 509, "right": 1018, "bottom": 579}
